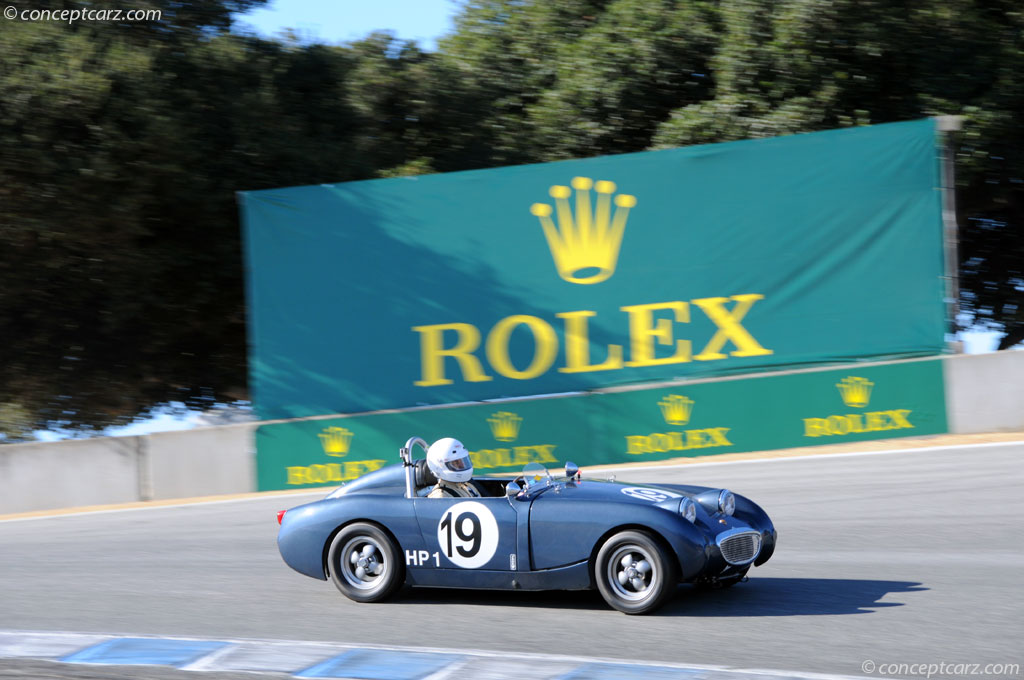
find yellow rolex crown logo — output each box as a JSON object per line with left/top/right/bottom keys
{"left": 530, "top": 177, "right": 636, "bottom": 285}
{"left": 487, "top": 411, "right": 523, "bottom": 442}
{"left": 658, "top": 394, "right": 694, "bottom": 426}
{"left": 318, "top": 426, "right": 354, "bottom": 457}
{"left": 836, "top": 377, "right": 873, "bottom": 408}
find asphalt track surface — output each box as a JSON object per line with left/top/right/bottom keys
{"left": 1, "top": 442, "right": 1022, "bottom": 679}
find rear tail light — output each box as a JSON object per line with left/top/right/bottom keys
{"left": 276, "top": 510, "right": 286, "bottom": 525}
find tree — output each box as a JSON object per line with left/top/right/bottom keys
{"left": 0, "top": 2, "right": 366, "bottom": 437}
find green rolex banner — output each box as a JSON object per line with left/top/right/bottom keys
{"left": 240, "top": 119, "right": 946, "bottom": 421}
{"left": 588, "top": 358, "right": 947, "bottom": 465}
{"left": 255, "top": 359, "right": 947, "bottom": 491}
{"left": 255, "top": 396, "right": 595, "bottom": 491}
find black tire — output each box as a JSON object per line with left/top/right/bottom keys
{"left": 327, "top": 522, "right": 404, "bottom": 603}
{"left": 594, "top": 530, "right": 679, "bottom": 614}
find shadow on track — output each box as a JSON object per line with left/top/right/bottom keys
{"left": 397, "top": 578, "right": 927, "bottom": 616}
{"left": 662, "top": 577, "right": 928, "bottom": 616}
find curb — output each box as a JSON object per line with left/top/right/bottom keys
{"left": 0, "top": 631, "right": 863, "bottom": 680}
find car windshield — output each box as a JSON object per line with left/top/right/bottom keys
{"left": 521, "top": 462, "right": 551, "bottom": 492}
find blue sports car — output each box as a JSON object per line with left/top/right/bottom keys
{"left": 276, "top": 437, "right": 777, "bottom": 614}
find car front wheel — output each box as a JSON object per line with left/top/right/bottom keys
{"left": 327, "top": 522, "right": 403, "bottom": 603}
{"left": 594, "top": 530, "right": 678, "bottom": 614}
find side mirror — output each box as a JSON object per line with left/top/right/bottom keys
{"left": 565, "top": 461, "right": 579, "bottom": 479}
{"left": 506, "top": 481, "right": 522, "bottom": 498}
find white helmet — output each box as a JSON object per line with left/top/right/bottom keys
{"left": 426, "top": 437, "right": 473, "bottom": 483}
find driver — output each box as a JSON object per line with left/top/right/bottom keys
{"left": 426, "top": 437, "right": 480, "bottom": 498}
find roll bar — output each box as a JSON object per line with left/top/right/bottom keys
{"left": 400, "top": 437, "right": 429, "bottom": 499}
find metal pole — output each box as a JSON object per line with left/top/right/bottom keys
{"left": 936, "top": 115, "right": 963, "bottom": 351}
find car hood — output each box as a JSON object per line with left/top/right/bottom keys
{"left": 530, "top": 478, "right": 770, "bottom": 534}
{"left": 533, "top": 478, "right": 712, "bottom": 504}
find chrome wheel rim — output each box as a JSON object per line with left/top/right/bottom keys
{"left": 339, "top": 536, "right": 387, "bottom": 590}
{"left": 606, "top": 543, "right": 657, "bottom": 602}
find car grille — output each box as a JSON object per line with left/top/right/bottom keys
{"left": 718, "top": 531, "right": 762, "bottom": 565}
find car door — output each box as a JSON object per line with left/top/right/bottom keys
{"left": 411, "top": 497, "right": 518, "bottom": 572}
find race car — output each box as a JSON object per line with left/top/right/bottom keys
{"left": 276, "top": 437, "right": 777, "bottom": 614}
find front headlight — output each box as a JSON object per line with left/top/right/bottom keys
{"left": 679, "top": 497, "right": 697, "bottom": 523}
{"left": 719, "top": 490, "right": 735, "bottom": 516}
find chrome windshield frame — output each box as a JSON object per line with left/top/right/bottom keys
{"left": 400, "top": 437, "right": 429, "bottom": 499}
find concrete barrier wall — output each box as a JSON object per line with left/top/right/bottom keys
{"left": 146, "top": 423, "right": 257, "bottom": 501}
{"left": 0, "top": 436, "right": 143, "bottom": 513}
{"left": 1, "top": 351, "right": 1022, "bottom": 515}
{"left": 944, "top": 351, "right": 1024, "bottom": 434}
{"left": 0, "top": 423, "right": 257, "bottom": 514}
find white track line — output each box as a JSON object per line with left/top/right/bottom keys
{"left": 0, "top": 490, "right": 331, "bottom": 523}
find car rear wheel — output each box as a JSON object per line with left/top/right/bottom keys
{"left": 327, "top": 522, "right": 403, "bottom": 603}
{"left": 594, "top": 530, "right": 678, "bottom": 614}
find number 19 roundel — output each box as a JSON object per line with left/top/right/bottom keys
{"left": 436, "top": 501, "right": 499, "bottom": 568}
